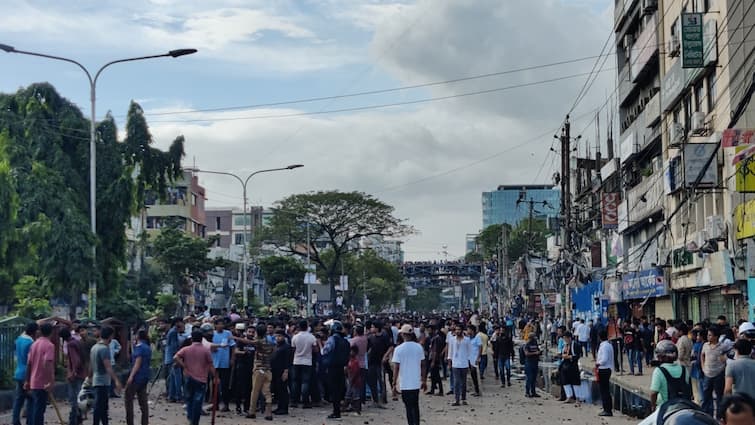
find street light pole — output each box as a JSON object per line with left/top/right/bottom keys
{"left": 193, "top": 165, "right": 303, "bottom": 308}
{"left": 1, "top": 44, "right": 197, "bottom": 319}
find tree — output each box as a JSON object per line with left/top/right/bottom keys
{"left": 261, "top": 191, "right": 414, "bottom": 300}
{"left": 0, "top": 83, "right": 186, "bottom": 319}
{"left": 258, "top": 256, "right": 306, "bottom": 297}
{"left": 406, "top": 288, "right": 442, "bottom": 313}
{"left": 476, "top": 224, "right": 504, "bottom": 260}
{"left": 464, "top": 251, "right": 484, "bottom": 263}
{"left": 509, "top": 218, "right": 549, "bottom": 260}
{"left": 151, "top": 220, "right": 224, "bottom": 313}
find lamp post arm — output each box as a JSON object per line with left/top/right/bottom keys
{"left": 8, "top": 48, "right": 94, "bottom": 85}
{"left": 93, "top": 53, "right": 173, "bottom": 86}
{"left": 243, "top": 167, "right": 293, "bottom": 187}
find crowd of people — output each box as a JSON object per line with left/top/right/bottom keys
{"left": 9, "top": 306, "right": 755, "bottom": 425}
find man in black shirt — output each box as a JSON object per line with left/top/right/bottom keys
{"left": 367, "top": 321, "right": 392, "bottom": 408}
{"left": 495, "top": 328, "right": 515, "bottom": 387}
{"left": 426, "top": 325, "right": 445, "bottom": 395}
{"left": 270, "top": 330, "right": 292, "bottom": 415}
{"left": 523, "top": 335, "right": 541, "bottom": 398}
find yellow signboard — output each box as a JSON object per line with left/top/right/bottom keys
{"left": 734, "top": 199, "right": 755, "bottom": 239}
{"left": 735, "top": 146, "right": 755, "bottom": 192}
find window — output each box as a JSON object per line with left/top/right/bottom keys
{"left": 234, "top": 233, "right": 252, "bottom": 246}
{"left": 706, "top": 70, "right": 717, "bottom": 113}
{"left": 191, "top": 193, "right": 197, "bottom": 206}
{"left": 215, "top": 216, "right": 221, "bottom": 230}
{"left": 234, "top": 215, "right": 252, "bottom": 226}
{"left": 694, "top": 80, "right": 704, "bottom": 112}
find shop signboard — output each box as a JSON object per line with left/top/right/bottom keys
{"left": 601, "top": 192, "right": 620, "bottom": 228}
{"left": 734, "top": 199, "right": 755, "bottom": 239}
{"left": 622, "top": 267, "right": 667, "bottom": 300}
{"left": 681, "top": 13, "right": 704, "bottom": 68}
{"left": 684, "top": 143, "right": 718, "bottom": 187}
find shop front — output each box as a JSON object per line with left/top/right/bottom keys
{"left": 621, "top": 267, "right": 670, "bottom": 320}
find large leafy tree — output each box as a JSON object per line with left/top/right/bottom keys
{"left": 259, "top": 256, "right": 306, "bottom": 297}
{"left": 0, "top": 83, "right": 185, "bottom": 319}
{"left": 152, "top": 221, "right": 223, "bottom": 313}
{"left": 262, "top": 191, "right": 414, "bottom": 300}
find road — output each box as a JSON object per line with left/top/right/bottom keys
{"left": 1, "top": 373, "right": 637, "bottom": 425}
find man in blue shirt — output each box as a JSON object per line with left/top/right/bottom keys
{"left": 164, "top": 318, "right": 184, "bottom": 403}
{"left": 12, "top": 322, "right": 38, "bottom": 425}
{"left": 211, "top": 319, "right": 235, "bottom": 412}
{"left": 466, "top": 325, "right": 482, "bottom": 396}
{"left": 125, "top": 330, "right": 152, "bottom": 425}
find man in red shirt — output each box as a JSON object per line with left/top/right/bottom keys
{"left": 61, "top": 328, "right": 87, "bottom": 425}
{"left": 175, "top": 330, "right": 216, "bottom": 425}
{"left": 25, "top": 322, "right": 55, "bottom": 425}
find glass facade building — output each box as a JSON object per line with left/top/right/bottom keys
{"left": 481, "top": 185, "right": 560, "bottom": 229}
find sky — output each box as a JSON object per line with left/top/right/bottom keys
{"left": 0, "top": 0, "right": 616, "bottom": 261}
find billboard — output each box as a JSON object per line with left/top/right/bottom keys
{"left": 601, "top": 193, "right": 620, "bottom": 228}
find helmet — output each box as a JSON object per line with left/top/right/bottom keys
{"left": 654, "top": 339, "right": 679, "bottom": 362}
{"left": 200, "top": 323, "right": 213, "bottom": 333}
{"left": 329, "top": 320, "right": 344, "bottom": 335}
{"left": 659, "top": 408, "right": 718, "bottom": 425}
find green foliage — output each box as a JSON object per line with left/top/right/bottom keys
{"left": 152, "top": 221, "right": 223, "bottom": 297}
{"left": 464, "top": 251, "right": 484, "bottom": 263}
{"left": 475, "top": 220, "right": 549, "bottom": 263}
{"left": 476, "top": 224, "right": 504, "bottom": 260}
{"left": 261, "top": 191, "right": 414, "bottom": 300}
{"left": 156, "top": 294, "right": 179, "bottom": 317}
{"left": 259, "top": 256, "right": 306, "bottom": 297}
{"left": 270, "top": 296, "right": 297, "bottom": 313}
{"left": 405, "top": 288, "right": 442, "bottom": 313}
{"left": 231, "top": 289, "right": 264, "bottom": 315}
{"left": 0, "top": 84, "right": 187, "bottom": 319}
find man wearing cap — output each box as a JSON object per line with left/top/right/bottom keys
{"left": 738, "top": 322, "right": 755, "bottom": 359}
{"left": 392, "top": 324, "right": 426, "bottom": 425}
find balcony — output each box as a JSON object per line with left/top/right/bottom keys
{"left": 618, "top": 65, "right": 635, "bottom": 106}
{"left": 615, "top": 0, "right": 638, "bottom": 30}
{"left": 626, "top": 174, "right": 664, "bottom": 223}
{"left": 630, "top": 13, "right": 659, "bottom": 82}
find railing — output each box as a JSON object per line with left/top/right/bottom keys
{"left": 0, "top": 323, "right": 26, "bottom": 383}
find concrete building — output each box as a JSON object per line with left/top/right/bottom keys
{"left": 206, "top": 207, "right": 264, "bottom": 249}
{"left": 481, "top": 184, "right": 560, "bottom": 229}
{"left": 144, "top": 169, "right": 207, "bottom": 238}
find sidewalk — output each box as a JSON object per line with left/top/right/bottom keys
{"left": 547, "top": 347, "right": 654, "bottom": 400}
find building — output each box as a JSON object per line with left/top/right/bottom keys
{"left": 206, "top": 207, "right": 264, "bottom": 249}
{"left": 600, "top": 0, "right": 755, "bottom": 324}
{"left": 360, "top": 235, "right": 405, "bottom": 264}
{"left": 465, "top": 234, "right": 478, "bottom": 254}
{"left": 143, "top": 169, "right": 207, "bottom": 238}
{"left": 481, "top": 184, "right": 560, "bottom": 229}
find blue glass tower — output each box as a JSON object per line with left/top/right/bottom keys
{"left": 481, "top": 185, "right": 560, "bottom": 229}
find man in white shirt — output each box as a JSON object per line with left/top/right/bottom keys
{"left": 596, "top": 330, "right": 614, "bottom": 417}
{"left": 577, "top": 319, "right": 591, "bottom": 355}
{"left": 445, "top": 324, "right": 456, "bottom": 396}
{"left": 290, "top": 320, "right": 317, "bottom": 408}
{"left": 392, "top": 324, "right": 426, "bottom": 425}
{"left": 448, "top": 326, "right": 472, "bottom": 406}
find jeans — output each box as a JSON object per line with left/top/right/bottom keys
{"left": 497, "top": 358, "right": 511, "bottom": 385}
{"left": 272, "top": 374, "right": 289, "bottom": 413}
{"left": 67, "top": 378, "right": 84, "bottom": 425}
{"left": 292, "top": 364, "right": 312, "bottom": 405}
{"left": 367, "top": 364, "right": 385, "bottom": 402}
{"left": 469, "top": 363, "right": 481, "bottom": 394}
{"left": 702, "top": 372, "right": 725, "bottom": 417}
{"left": 125, "top": 381, "right": 149, "bottom": 425}
{"left": 429, "top": 364, "right": 443, "bottom": 394}
{"left": 524, "top": 361, "right": 538, "bottom": 396}
{"left": 167, "top": 363, "right": 184, "bottom": 402}
{"left": 328, "top": 367, "right": 345, "bottom": 416}
{"left": 12, "top": 380, "right": 30, "bottom": 425}
{"left": 579, "top": 340, "right": 590, "bottom": 356}
{"left": 28, "top": 389, "right": 47, "bottom": 425}
{"left": 628, "top": 350, "right": 643, "bottom": 375}
{"left": 216, "top": 367, "right": 231, "bottom": 407}
{"left": 401, "top": 389, "right": 421, "bottom": 425}
{"left": 610, "top": 339, "right": 623, "bottom": 371}
{"left": 93, "top": 385, "right": 110, "bottom": 425}
{"left": 598, "top": 369, "right": 612, "bottom": 413}
{"left": 479, "top": 355, "right": 488, "bottom": 377}
{"left": 185, "top": 378, "right": 206, "bottom": 425}
{"left": 452, "top": 368, "right": 468, "bottom": 402}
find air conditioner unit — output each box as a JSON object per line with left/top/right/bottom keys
{"left": 643, "top": 0, "right": 658, "bottom": 14}
{"left": 668, "top": 37, "right": 681, "bottom": 57}
{"left": 669, "top": 122, "right": 685, "bottom": 147}
{"left": 705, "top": 215, "right": 726, "bottom": 240}
{"left": 690, "top": 111, "right": 707, "bottom": 135}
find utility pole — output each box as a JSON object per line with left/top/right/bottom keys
{"left": 560, "top": 115, "right": 573, "bottom": 323}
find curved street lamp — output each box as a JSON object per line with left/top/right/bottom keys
{"left": 193, "top": 164, "right": 304, "bottom": 307}
{"left": 1, "top": 43, "right": 197, "bottom": 318}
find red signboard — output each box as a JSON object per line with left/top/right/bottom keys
{"left": 601, "top": 193, "right": 620, "bottom": 228}
{"left": 722, "top": 128, "right": 755, "bottom": 148}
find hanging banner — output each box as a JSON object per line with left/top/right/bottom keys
{"left": 681, "top": 13, "right": 704, "bottom": 68}
{"left": 722, "top": 128, "right": 755, "bottom": 148}
{"left": 601, "top": 193, "right": 620, "bottom": 228}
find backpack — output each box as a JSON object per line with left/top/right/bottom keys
{"left": 518, "top": 345, "right": 526, "bottom": 365}
{"left": 325, "top": 335, "right": 350, "bottom": 369}
{"left": 657, "top": 365, "right": 692, "bottom": 401}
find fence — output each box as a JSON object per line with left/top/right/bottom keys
{"left": 0, "top": 322, "right": 25, "bottom": 384}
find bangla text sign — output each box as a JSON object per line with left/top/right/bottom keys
{"left": 601, "top": 193, "right": 620, "bottom": 229}
{"left": 622, "top": 268, "right": 667, "bottom": 300}
{"left": 682, "top": 13, "right": 704, "bottom": 68}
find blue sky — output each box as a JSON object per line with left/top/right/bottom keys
{"left": 1, "top": 0, "right": 614, "bottom": 260}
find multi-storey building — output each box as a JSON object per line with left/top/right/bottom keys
{"left": 143, "top": 169, "right": 207, "bottom": 238}
{"left": 601, "top": 0, "right": 754, "bottom": 324}
{"left": 481, "top": 184, "right": 560, "bottom": 229}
